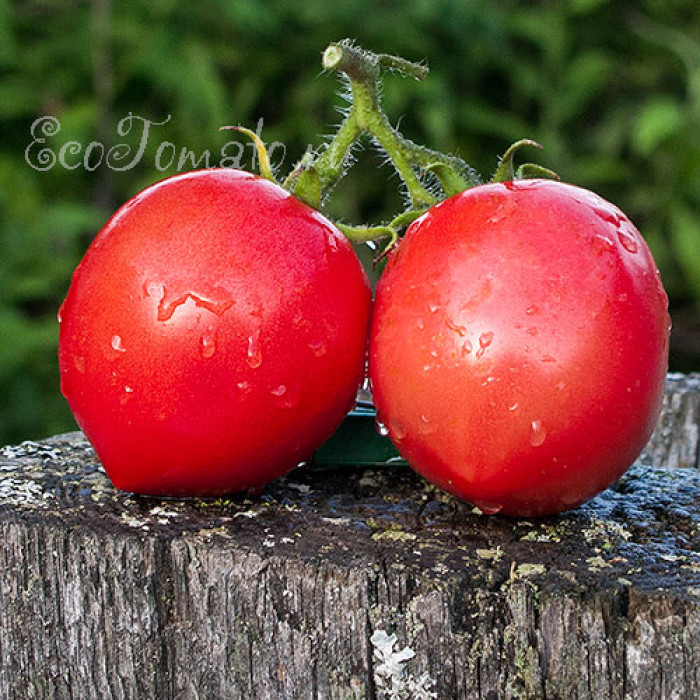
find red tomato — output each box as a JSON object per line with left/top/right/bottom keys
{"left": 59, "top": 169, "right": 371, "bottom": 496}
{"left": 369, "top": 179, "right": 670, "bottom": 517}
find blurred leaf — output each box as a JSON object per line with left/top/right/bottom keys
{"left": 2, "top": 0, "right": 700, "bottom": 446}
{"left": 0, "top": 78, "right": 40, "bottom": 118}
{"left": 632, "top": 97, "right": 684, "bottom": 156}
{"left": 670, "top": 203, "right": 700, "bottom": 299}
{"left": 0, "top": 0, "right": 15, "bottom": 67}
{"left": 569, "top": 0, "right": 611, "bottom": 14}
{"left": 558, "top": 50, "right": 612, "bottom": 122}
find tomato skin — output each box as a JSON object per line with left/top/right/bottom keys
{"left": 369, "top": 179, "right": 670, "bottom": 517}
{"left": 59, "top": 169, "right": 371, "bottom": 496}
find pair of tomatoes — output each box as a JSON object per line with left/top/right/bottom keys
{"left": 59, "top": 170, "right": 669, "bottom": 515}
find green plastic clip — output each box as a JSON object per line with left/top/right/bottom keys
{"left": 312, "top": 405, "right": 405, "bottom": 466}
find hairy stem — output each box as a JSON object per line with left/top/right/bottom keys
{"left": 314, "top": 40, "right": 474, "bottom": 209}
{"left": 314, "top": 114, "right": 362, "bottom": 192}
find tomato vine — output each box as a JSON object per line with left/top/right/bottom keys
{"left": 231, "top": 39, "right": 555, "bottom": 258}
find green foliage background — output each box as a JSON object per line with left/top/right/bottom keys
{"left": 1, "top": 0, "right": 699, "bottom": 445}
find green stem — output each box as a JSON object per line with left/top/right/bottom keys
{"left": 320, "top": 43, "right": 437, "bottom": 206}
{"left": 276, "top": 40, "right": 498, "bottom": 246}
{"left": 313, "top": 40, "right": 475, "bottom": 209}
{"left": 313, "top": 113, "right": 362, "bottom": 192}
{"left": 389, "top": 207, "right": 428, "bottom": 230}
{"left": 337, "top": 222, "right": 400, "bottom": 262}
{"left": 337, "top": 207, "right": 427, "bottom": 261}
{"left": 337, "top": 222, "right": 396, "bottom": 243}
{"left": 368, "top": 111, "right": 437, "bottom": 208}
{"left": 233, "top": 41, "right": 553, "bottom": 250}
{"left": 376, "top": 52, "right": 429, "bottom": 81}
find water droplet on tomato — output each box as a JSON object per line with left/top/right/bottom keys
{"left": 59, "top": 374, "right": 69, "bottom": 399}
{"left": 120, "top": 385, "right": 134, "bottom": 406}
{"left": 530, "top": 420, "right": 547, "bottom": 447}
{"left": 416, "top": 318, "right": 425, "bottom": 330}
{"left": 271, "top": 384, "right": 299, "bottom": 409}
{"left": 57, "top": 300, "right": 65, "bottom": 323}
{"left": 158, "top": 290, "right": 233, "bottom": 322}
{"left": 461, "top": 339, "right": 473, "bottom": 356}
{"left": 591, "top": 234, "right": 615, "bottom": 256}
{"left": 199, "top": 329, "right": 217, "bottom": 359}
{"left": 419, "top": 414, "right": 436, "bottom": 434}
{"left": 237, "top": 380, "right": 252, "bottom": 396}
{"left": 445, "top": 318, "right": 467, "bottom": 336}
{"left": 327, "top": 233, "right": 339, "bottom": 253}
{"left": 474, "top": 502, "right": 503, "bottom": 515}
{"left": 390, "top": 419, "right": 406, "bottom": 442}
{"left": 143, "top": 281, "right": 165, "bottom": 300}
{"left": 525, "top": 305, "right": 539, "bottom": 316}
{"left": 527, "top": 327, "right": 538, "bottom": 337}
{"left": 111, "top": 335, "right": 126, "bottom": 353}
{"left": 428, "top": 302, "right": 440, "bottom": 314}
{"left": 508, "top": 402, "right": 519, "bottom": 412}
{"left": 246, "top": 330, "right": 262, "bottom": 368}
{"left": 157, "top": 294, "right": 178, "bottom": 322}
{"left": 308, "top": 341, "right": 327, "bottom": 357}
{"left": 592, "top": 205, "right": 622, "bottom": 226}
{"left": 476, "top": 331, "right": 494, "bottom": 359}
{"left": 617, "top": 229, "right": 638, "bottom": 254}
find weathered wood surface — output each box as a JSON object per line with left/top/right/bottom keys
{"left": 639, "top": 372, "right": 699, "bottom": 469}
{"left": 0, "top": 373, "right": 699, "bottom": 700}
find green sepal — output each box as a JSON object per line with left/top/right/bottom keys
{"left": 425, "top": 162, "right": 472, "bottom": 198}
{"left": 491, "top": 139, "right": 543, "bottom": 183}
{"left": 516, "top": 163, "right": 561, "bottom": 181}
{"left": 219, "top": 125, "right": 277, "bottom": 182}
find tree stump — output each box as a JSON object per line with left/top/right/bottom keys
{"left": 1, "top": 373, "right": 699, "bottom": 700}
